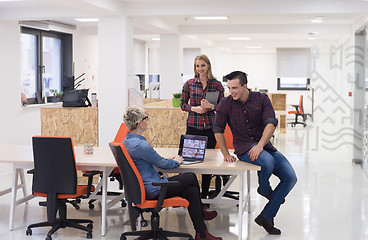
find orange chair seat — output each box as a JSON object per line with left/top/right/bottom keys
{"left": 288, "top": 110, "right": 298, "bottom": 114}
{"left": 136, "top": 196, "right": 189, "bottom": 209}
{"left": 35, "top": 184, "right": 95, "bottom": 199}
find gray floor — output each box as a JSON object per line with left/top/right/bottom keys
{"left": 0, "top": 120, "right": 368, "bottom": 240}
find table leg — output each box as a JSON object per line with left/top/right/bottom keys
{"left": 101, "top": 167, "right": 108, "bottom": 236}
{"left": 9, "top": 168, "right": 20, "bottom": 230}
{"left": 238, "top": 173, "right": 244, "bottom": 240}
{"left": 19, "top": 169, "right": 28, "bottom": 200}
{"left": 247, "top": 170, "right": 251, "bottom": 213}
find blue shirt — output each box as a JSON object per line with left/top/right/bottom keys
{"left": 123, "top": 132, "right": 180, "bottom": 199}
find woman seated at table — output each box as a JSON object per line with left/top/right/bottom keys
{"left": 122, "top": 106, "right": 222, "bottom": 240}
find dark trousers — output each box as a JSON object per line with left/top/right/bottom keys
{"left": 165, "top": 172, "right": 206, "bottom": 232}
{"left": 185, "top": 126, "right": 216, "bottom": 198}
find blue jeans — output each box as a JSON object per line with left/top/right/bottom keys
{"left": 238, "top": 149, "right": 297, "bottom": 221}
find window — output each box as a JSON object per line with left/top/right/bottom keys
{"left": 21, "top": 27, "right": 72, "bottom": 104}
{"left": 277, "top": 48, "right": 310, "bottom": 91}
{"left": 277, "top": 77, "right": 310, "bottom": 90}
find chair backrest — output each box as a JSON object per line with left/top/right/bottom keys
{"left": 109, "top": 142, "right": 145, "bottom": 204}
{"left": 32, "top": 136, "right": 77, "bottom": 194}
{"left": 215, "top": 124, "right": 234, "bottom": 149}
{"left": 114, "top": 122, "right": 130, "bottom": 143}
{"left": 298, "top": 95, "right": 304, "bottom": 114}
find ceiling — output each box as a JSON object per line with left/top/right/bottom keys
{"left": 1, "top": 0, "right": 368, "bottom": 49}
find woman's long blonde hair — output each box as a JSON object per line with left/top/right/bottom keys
{"left": 194, "top": 54, "right": 216, "bottom": 80}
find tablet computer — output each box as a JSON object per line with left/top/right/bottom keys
{"left": 205, "top": 91, "right": 219, "bottom": 105}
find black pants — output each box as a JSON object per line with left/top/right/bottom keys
{"left": 185, "top": 126, "right": 216, "bottom": 198}
{"left": 165, "top": 172, "right": 206, "bottom": 232}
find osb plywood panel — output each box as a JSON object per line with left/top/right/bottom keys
{"left": 267, "top": 93, "right": 286, "bottom": 111}
{"left": 142, "top": 107, "right": 188, "bottom": 148}
{"left": 144, "top": 99, "right": 173, "bottom": 107}
{"left": 143, "top": 98, "right": 164, "bottom": 105}
{"left": 279, "top": 115, "right": 286, "bottom": 133}
{"left": 41, "top": 107, "right": 98, "bottom": 146}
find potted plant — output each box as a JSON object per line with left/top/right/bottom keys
{"left": 49, "top": 89, "right": 63, "bottom": 102}
{"left": 172, "top": 93, "right": 182, "bottom": 107}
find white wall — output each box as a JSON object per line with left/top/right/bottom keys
{"left": 74, "top": 26, "right": 99, "bottom": 97}
{"left": 134, "top": 40, "right": 146, "bottom": 74}
{"left": 0, "top": 21, "right": 41, "bottom": 145}
{"left": 98, "top": 16, "right": 133, "bottom": 146}
{"left": 182, "top": 48, "right": 200, "bottom": 83}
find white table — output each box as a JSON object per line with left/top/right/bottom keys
{"left": 0, "top": 144, "right": 118, "bottom": 236}
{"left": 155, "top": 148, "right": 261, "bottom": 240}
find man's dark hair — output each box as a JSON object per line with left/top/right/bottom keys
{"left": 225, "top": 71, "right": 248, "bottom": 86}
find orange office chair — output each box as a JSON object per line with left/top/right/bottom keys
{"left": 213, "top": 124, "right": 239, "bottom": 200}
{"left": 26, "top": 136, "right": 95, "bottom": 240}
{"left": 288, "top": 95, "right": 307, "bottom": 127}
{"left": 87, "top": 122, "right": 129, "bottom": 209}
{"left": 109, "top": 141, "right": 194, "bottom": 240}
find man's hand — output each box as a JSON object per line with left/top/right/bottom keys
{"left": 191, "top": 106, "right": 208, "bottom": 114}
{"left": 224, "top": 154, "right": 237, "bottom": 162}
{"left": 248, "top": 144, "right": 263, "bottom": 161}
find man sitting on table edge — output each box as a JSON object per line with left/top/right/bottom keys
{"left": 213, "top": 71, "right": 297, "bottom": 235}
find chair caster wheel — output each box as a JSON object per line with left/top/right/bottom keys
{"left": 87, "top": 232, "right": 92, "bottom": 239}
{"left": 189, "top": 237, "right": 194, "bottom": 240}
{"left": 75, "top": 205, "right": 80, "bottom": 210}
{"left": 26, "top": 228, "right": 32, "bottom": 236}
{"left": 120, "top": 235, "right": 127, "bottom": 240}
{"left": 87, "top": 223, "right": 93, "bottom": 229}
{"left": 89, "top": 204, "right": 94, "bottom": 209}
{"left": 141, "top": 219, "right": 148, "bottom": 227}
{"left": 46, "top": 235, "right": 52, "bottom": 240}
{"left": 121, "top": 200, "right": 127, "bottom": 208}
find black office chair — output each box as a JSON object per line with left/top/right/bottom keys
{"left": 26, "top": 136, "right": 96, "bottom": 240}
{"left": 109, "top": 141, "right": 194, "bottom": 240}
{"left": 288, "top": 95, "right": 307, "bottom": 127}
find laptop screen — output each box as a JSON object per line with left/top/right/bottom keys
{"left": 178, "top": 134, "right": 208, "bottom": 162}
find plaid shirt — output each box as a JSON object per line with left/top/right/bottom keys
{"left": 181, "top": 77, "right": 224, "bottom": 130}
{"left": 213, "top": 91, "right": 278, "bottom": 155}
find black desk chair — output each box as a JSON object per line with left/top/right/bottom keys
{"left": 288, "top": 95, "right": 307, "bottom": 127}
{"left": 109, "top": 141, "right": 193, "bottom": 240}
{"left": 26, "top": 136, "right": 95, "bottom": 240}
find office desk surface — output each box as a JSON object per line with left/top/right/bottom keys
{"left": 0, "top": 144, "right": 116, "bottom": 167}
{"left": 155, "top": 148, "right": 261, "bottom": 172}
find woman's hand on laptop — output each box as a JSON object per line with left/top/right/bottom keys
{"left": 171, "top": 155, "right": 184, "bottom": 164}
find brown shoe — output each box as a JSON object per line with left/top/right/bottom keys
{"left": 195, "top": 230, "right": 222, "bottom": 240}
{"left": 202, "top": 208, "right": 217, "bottom": 220}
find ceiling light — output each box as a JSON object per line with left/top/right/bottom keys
{"left": 151, "top": 37, "right": 160, "bottom": 41}
{"left": 228, "top": 36, "right": 252, "bottom": 40}
{"left": 311, "top": 16, "right": 323, "bottom": 23}
{"left": 75, "top": 18, "right": 99, "bottom": 22}
{"left": 193, "top": 16, "right": 229, "bottom": 20}
{"left": 245, "top": 46, "right": 262, "bottom": 49}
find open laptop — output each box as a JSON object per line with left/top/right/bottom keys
{"left": 178, "top": 134, "right": 208, "bottom": 165}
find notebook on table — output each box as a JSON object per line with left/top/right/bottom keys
{"left": 178, "top": 134, "right": 208, "bottom": 165}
